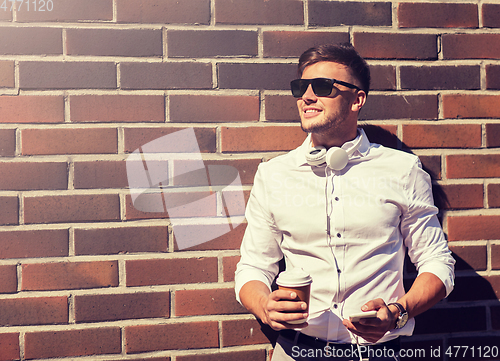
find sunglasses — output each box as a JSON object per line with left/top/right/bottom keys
{"left": 290, "top": 77, "right": 361, "bottom": 98}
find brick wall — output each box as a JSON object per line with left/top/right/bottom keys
{"left": 0, "top": 0, "right": 499, "bottom": 360}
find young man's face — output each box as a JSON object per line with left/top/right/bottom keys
{"left": 297, "top": 61, "right": 365, "bottom": 146}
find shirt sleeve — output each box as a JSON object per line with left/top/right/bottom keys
{"left": 234, "top": 163, "right": 284, "bottom": 304}
{"left": 401, "top": 158, "right": 455, "bottom": 297}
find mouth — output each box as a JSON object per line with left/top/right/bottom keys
{"left": 303, "top": 108, "right": 322, "bottom": 117}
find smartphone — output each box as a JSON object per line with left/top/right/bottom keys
{"left": 349, "top": 310, "right": 378, "bottom": 323}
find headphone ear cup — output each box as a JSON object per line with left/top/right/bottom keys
{"left": 326, "top": 147, "right": 349, "bottom": 171}
{"left": 305, "top": 145, "right": 327, "bottom": 166}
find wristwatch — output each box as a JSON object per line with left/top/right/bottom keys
{"left": 388, "top": 302, "right": 408, "bottom": 329}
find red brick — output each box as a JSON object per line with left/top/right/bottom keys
{"left": 442, "top": 34, "right": 500, "bottom": 59}
{"left": 120, "top": 62, "right": 212, "bottom": 90}
{"left": 449, "top": 245, "right": 487, "bottom": 271}
{"left": 17, "top": 0, "right": 112, "bottom": 22}
{"left": 125, "top": 322, "right": 218, "bottom": 353}
{"left": 402, "top": 124, "right": 481, "bottom": 149}
{"left": 0, "top": 162, "right": 67, "bottom": 190}
{"left": 400, "top": 65, "right": 480, "bottom": 90}
{"left": 169, "top": 95, "right": 259, "bottom": 122}
{"left": 0, "top": 265, "right": 17, "bottom": 293}
{"left": 177, "top": 350, "right": 266, "bottom": 361}
{"left": 75, "top": 292, "right": 169, "bottom": 323}
{"left": 439, "top": 183, "right": 484, "bottom": 210}
{"left": 0, "top": 297, "right": 68, "bottom": 326}
{"left": 419, "top": 155, "right": 441, "bottom": 180}
{"left": 24, "top": 194, "right": 120, "bottom": 224}
{"left": 444, "top": 94, "right": 500, "bottom": 118}
{"left": 0, "top": 61, "right": 14, "bottom": 87}
{"left": 175, "top": 288, "right": 246, "bottom": 316}
{"left": 447, "top": 215, "right": 500, "bottom": 241}
{"left": 126, "top": 257, "right": 217, "bottom": 287}
{"left": 25, "top": 327, "right": 120, "bottom": 359}
{"left": 370, "top": 65, "right": 396, "bottom": 90}
{"left": 447, "top": 276, "right": 500, "bottom": 302}
{"left": 221, "top": 319, "right": 270, "bottom": 347}
{"left": 173, "top": 158, "right": 260, "bottom": 186}
{"left": 67, "top": 29, "right": 162, "bottom": 57}
{"left": 360, "top": 95, "right": 438, "bottom": 120}
{"left": 486, "top": 64, "right": 500, "bottom": 89}
{"left": 124, "top": 127, "right": 216, "bottom": 153}
{"left": 218, "top": 63, "right": 296, "bottom": 90}
{"left": 448, "top": 336, "right": 500, "bottom": 354}
{"left": 0, "top": 96, "right": 64, "bottom": 123}
{"left": 21, "top": 128, "right": 117, "bottom": 155}
{"left": 70, "top": 95, "right": 164, "bottom": 123}
{"left": 446, "top": 154, "right": 500, "bottom": 179}
{"left": 0, "top": 197, "right": 17, "bottom": 225}
{"left": 0, "top": 129, "right": 15, "bottom": 156}
{"left": 74, "top": 160, "right": 127, "bottom": 189}
{"left": 223, "top": 256, "right": 240, "bottom": 282}
{"left": 221, "top": 125, "right": 305, "bottom": 152}
{"left": 486, "top": 123, "right": 500, "bottom": 148}
{"left": 488, "top": 183, "right": 500, "bottom": 208}
{"left": 74, "top": 226, "right": 167, "bottom": 255}
{"left": 0, "top": 28, "right": 61, "bottom": 55}
{"left": 125, "top": 191, "right": 217, "bottom": 221}
{"left": 117, "top": 0, "right": 210, "bottom": 24}
{"left": 483, "top": 3, "right": 500, "bottom": 28}
{"left": 21, "top": 261, "right": 119, "bottom": 291}
{"left": 215, "top": 0, "right": 303, "bottom": 25}
{"left": 398, "top": 3, "right": 478, "bottom": 28}
{"left": 173, "top": 223, "right": 246, "bottom": 251}
{"left": 354, "top": 33, "right": 437, "bottom": 59}
{"left": 263, "top": 31, "right": 349, "bottom": 58}
{"left": 168, "top": 30, "right": 258, "bottom": 58}
{"left": 265, "top": 95, "right": 299, "bottom": 122}
{"left": 0, "top": 333, "right": 19, "bottom": 361}
{"left": 309, "top": 1, "right": 391, "bottom": 27}
{"left": 19, "top": 62, "right": 116, "bottom": 90}
{"left": 0, "top": 229, "right": 68, "bottom": 259}
{"left": 361, "top": 124, "right": 398, "bottom": 149}
{"left": 0, "top": 6, "right": 11, "bottom": 20}
{"left": 493, "top": 244, "right": 500, "bottom": 270}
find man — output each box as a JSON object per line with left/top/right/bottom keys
{"left": 235, "top": 43, "right": 455, "bottom": 361}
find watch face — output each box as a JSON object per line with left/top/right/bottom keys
{"left": 397, "top": 312, "right": 409, "bottom": 328}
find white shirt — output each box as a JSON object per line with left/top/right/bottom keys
{"left": 235, "top": 128, "right": 455, "bottom": 344}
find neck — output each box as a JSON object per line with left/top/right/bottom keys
{"left": 311, "top": 127, "right": 358, "bottom": 149}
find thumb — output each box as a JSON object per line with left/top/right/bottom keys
{"left": 361, "top": 298, "right": 385, "bottom": 311}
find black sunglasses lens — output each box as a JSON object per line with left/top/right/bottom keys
{"left": 291, "top": 79, "right": 307, "bottom": 97}
{"left": 290, "top": 79, "right": 333, "bottom": 98}
{"left": 312, "top": 79, "right": 333, "bottom": 97}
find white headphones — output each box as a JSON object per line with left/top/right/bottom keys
{"left": 305, "top": 133, "right": 363, "bottom": 171}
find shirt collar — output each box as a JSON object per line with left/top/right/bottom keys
{"left": 296, "top": 127, "right": 371, "bottom": 167}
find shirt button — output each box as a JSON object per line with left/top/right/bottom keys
{"left": 337, "top": 233, "right": 341, "bottom": 238}
{"left": 337, "top": 269, "right": 341, "bottom": 273}
{"left": 335, "top": 197, "right": 339, "bottom": 201}
{"left": 333, "top": 304, "right": 338, "bottom": 309}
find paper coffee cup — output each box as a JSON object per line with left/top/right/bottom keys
{"left": 276, "top": 268, "right": 312, "bottom": 324}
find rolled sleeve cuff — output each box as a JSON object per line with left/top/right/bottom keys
{"left": 234, "top": 268, "right": 274, "bottom": 304}
{"left": 418, "top": 262, "right": 455, "bottom": 297}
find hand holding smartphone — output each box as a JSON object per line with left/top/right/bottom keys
{"left": 349, "top": 310, "right": 377, "bottom": 323}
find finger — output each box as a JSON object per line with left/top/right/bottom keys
{"left": 361, "top": 298, "right": 385, "bottom": 311}
{"left": 269, "top": 289, "right": 299, "bottom": 301}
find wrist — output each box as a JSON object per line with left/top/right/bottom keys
{"left": 388, "top": 302, "right": 409, "bottom": 329}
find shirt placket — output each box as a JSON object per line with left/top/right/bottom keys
{"left": 326, "top": 168, "right": 346, "bottom": 340}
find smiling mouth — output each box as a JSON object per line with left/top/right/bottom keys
{"left": 304, "top": 109, "right": 321, "bottom": 113}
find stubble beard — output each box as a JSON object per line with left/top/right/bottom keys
{"left": 300, "top": 105, "right": 351, "bottom": 137}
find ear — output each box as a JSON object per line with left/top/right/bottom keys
{"left": 351, "top": 90, "right": 367, "bottom": 112}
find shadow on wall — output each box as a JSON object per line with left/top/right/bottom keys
{"left": 256, "top": 125, "right": 500, "bottom": 355}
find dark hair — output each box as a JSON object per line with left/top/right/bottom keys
{"left": 298, "top": 43, "right": 370, "bottom": 95}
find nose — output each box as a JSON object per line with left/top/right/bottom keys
{"left": 301, "top": 83, "right": 317, "bottom": 101}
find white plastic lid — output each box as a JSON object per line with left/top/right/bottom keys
{"left": 276, "top": 268, "right": 312, "bottom": 287}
